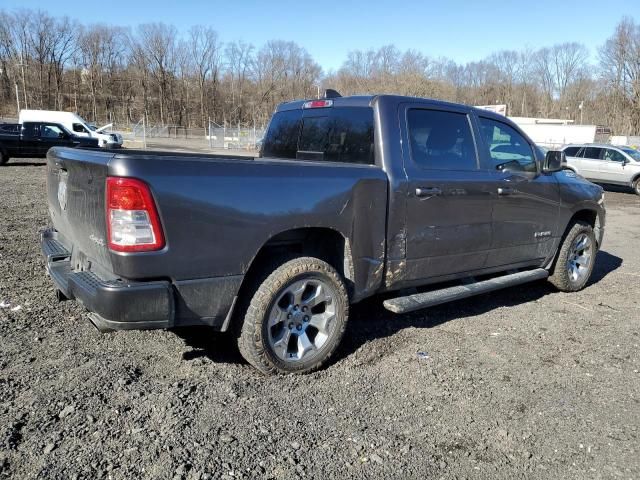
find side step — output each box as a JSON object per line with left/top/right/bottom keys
{"left": 383, "top": 268, "right": 549, "bottom": 314}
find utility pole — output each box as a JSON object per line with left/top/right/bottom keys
{"left": 18, "top": 53, "right": 28, "bottom": 109}
{"left": 578, "top": 101, "right": 584, "bottom": 125}
{"left": 15, "top": 82, "right": 20, "bottom": 114}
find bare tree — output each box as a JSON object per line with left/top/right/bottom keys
{"left": 135, "top": 23, "right": 178, "bottom": 125}
{"left": 188, "top": 25, "right": 220, "bottom": 126}
{"left": 600, "top": 17, "right": 640, "bottom": 134}
{"left": 0, "top": 6, "right": 638, "bottom": 136}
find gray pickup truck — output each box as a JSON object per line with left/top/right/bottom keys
{"left": 41, "top": 93, "right": 605, "bottom": 374}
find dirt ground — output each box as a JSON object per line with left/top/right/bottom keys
{"left": 0, "top": 158, "right": 638, "bottom": 480}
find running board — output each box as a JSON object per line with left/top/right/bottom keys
{"left": 383, "top": 268, "right": 549, "bottom": 314}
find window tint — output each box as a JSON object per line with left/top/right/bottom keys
{"left": 479, "top": 117, "right": 536, "bottom": 173}
{"left": 298, "top": 108, "right": 374, "bottom": 164}
{"left": 261, "top": 109, "right": 303, "bottom": 159}
{"left": 22, "top": 123, "right": 39, "bottom": 138}
{"left": 41, "top": 124, "right": 65, "bottom": 139}
{"left": 622, "top": 148, "right": 640, "bottom": 161}
{"left": 603, "top": 149, "right": 626, "bottom": 162}
{"left": 407, "top": 109, "right": 478, "bottom": 170}
{"left": 262, "top": 107, "right": 374, "bottom": 165}
{"left": 582, "top": 147, "right": 603, "bottom": 160}
{"left": 563, "top": 146, "right": 580, "bottom": 157}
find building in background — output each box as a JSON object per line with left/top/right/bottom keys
{"left": 475, "top": 105, "right": 613, "bottom": 148}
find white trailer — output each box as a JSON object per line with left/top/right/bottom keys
{"left": 508, "top": 117, "right": 598, "bottom": 149}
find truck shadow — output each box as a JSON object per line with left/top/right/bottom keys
{"left": 174, "top": 250, "right": 622, "bottom": 368}
{"left": 338, "top": 249, "right": 622, "bottom": 361}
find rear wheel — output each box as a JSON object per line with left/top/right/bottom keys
{"left": 633, "top": 177, "right": 640, "bottom": 196}
{"left": 238, "top": 257, "right": 349, "bottom": 375}
{"left": 548, "top": 221, "right": 596, "bottom": 292}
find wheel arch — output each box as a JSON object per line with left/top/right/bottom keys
{"left": 238, "top": 226, "right": 355, "bottom": 300}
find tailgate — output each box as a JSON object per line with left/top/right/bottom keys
{"left": 46, "top": 147, "right": 115, "bottom": 273}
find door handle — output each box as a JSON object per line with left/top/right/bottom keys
{"left": 497, "top": 187, "right": 514, "bottom": 196}
{"left": 416, "top": 187, "right": 442, "bottom": 197}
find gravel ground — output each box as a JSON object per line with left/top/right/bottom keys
{"left": 1, "top": 158, "right": 639, "bottom": 480}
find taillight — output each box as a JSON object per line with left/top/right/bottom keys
{"left": 303, "top": 99, "right": 333, "bottom": 109}
{"left": 106, "top": 177, "right": 165, "bottom": 252}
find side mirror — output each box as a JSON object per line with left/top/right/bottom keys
{"left": 543, "top": 150, "right": 565, "bottom": 173}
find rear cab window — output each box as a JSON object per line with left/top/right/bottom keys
{"left": 261, "top": 106, "right": 374, "bottom": 165}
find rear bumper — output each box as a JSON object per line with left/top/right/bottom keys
{"left": 41, "top": 229, "right": 240, "bottom": 332}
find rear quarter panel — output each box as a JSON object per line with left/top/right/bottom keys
{"left": 108, "top": 154, "right": 388, "bottom": 298}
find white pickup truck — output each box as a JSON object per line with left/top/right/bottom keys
{"left": 19, "top": 110, "right": 123, "bottom": 148}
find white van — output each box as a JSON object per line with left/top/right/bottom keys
{"left": 18, "top": 110, "right": 123, "bottom": 148}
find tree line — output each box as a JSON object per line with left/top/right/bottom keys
{"left": 0, "top": 9, "right": 638, "bottom": 135}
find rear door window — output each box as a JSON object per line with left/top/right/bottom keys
{"left": 262, "top": 106, "right": 374, "bottom": 165}
{"left": 22, "top": 123, "right": 39, "bottom": 138}
{"left": 407, "top": 109, "right": 478, "bottom": 170}
{"left": 583, "top": 147, "right": 603, "bottom": 160}
{"left": 563, "top": 146, "right": 580, "bottom": 157}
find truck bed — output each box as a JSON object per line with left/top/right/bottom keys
{"left": 45, "top": 146, "right": 388, "bottom": 328}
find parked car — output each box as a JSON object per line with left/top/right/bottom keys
{"left": 561, "top": 143, "right": 640, "bottom": 195}
{"left": 19, "top": 110, "right": 123, "bottom": 148}
{"left": 0, "top": 121, "right": 99, "bottom": 165}
{"left": 41, "top": 93, "right": 605, "bottom": 375}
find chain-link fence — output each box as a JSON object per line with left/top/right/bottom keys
{"left": 128, "top": 120, "right": 265, "bottom": 152}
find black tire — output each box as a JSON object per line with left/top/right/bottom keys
{"left": 633, "top": 177, "right": 640, "bottom": 196}
{"left": 0, "top": 150, "right": 8, "bottom": 166}
{"left": 238, "top": 256, "right": 349, "bottom": 375}
{"left": 548, "top": 221, "right": 597, "bottom": 292}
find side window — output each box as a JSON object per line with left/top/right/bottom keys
{"left": 298, "top": 107, "right": 374, "bottom": 164}
{"left": 583, "top": 147, "right": 603, "bottom": 160}
{"left": 479, "top": 117, "right": 536, "bottom": 173}
{"left": 261, "top": 109, "right": 303, "bottom": 159}
{"left": 41, "top": 124, "right": 65, "bottom": 139}
{"left": 563, "top": 146, "right": 580, "bottom": 157}
{"left": 407, "top": 109, "right": 478, "bottom": 170}
{"left": 604, "top": 149, "right": 626, "bottom": 162}
{"left": 22, "top": 123, "right": 39, "bottom": 138}
{"left": 72, "top": 123, "right": 88, "bottom": 133}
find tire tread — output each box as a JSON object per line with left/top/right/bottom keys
{"left": 238, "top": 256, "right": 349, "bottom": 375}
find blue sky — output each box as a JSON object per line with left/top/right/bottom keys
{"left": 3, "top": 0, "right": 638, "bottom": 71}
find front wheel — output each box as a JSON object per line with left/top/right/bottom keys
{"left": 633, "top": 178, "right": 640, "bottom": 196}
{"left": 0, "top": 150, "right": 8, "bottom": 166}
{"left": 238, "top": 257, "right": 349, "bottom": 375}
{"left": 548, "top": 221, "right": 597, "bottom": 292}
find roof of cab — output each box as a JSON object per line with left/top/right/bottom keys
{"left": 275, "top": 94, "right": 510, "bottom": 122}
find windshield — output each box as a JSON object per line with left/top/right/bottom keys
{"left": 622, "top": 148, "right": 640, "bottom": 161}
